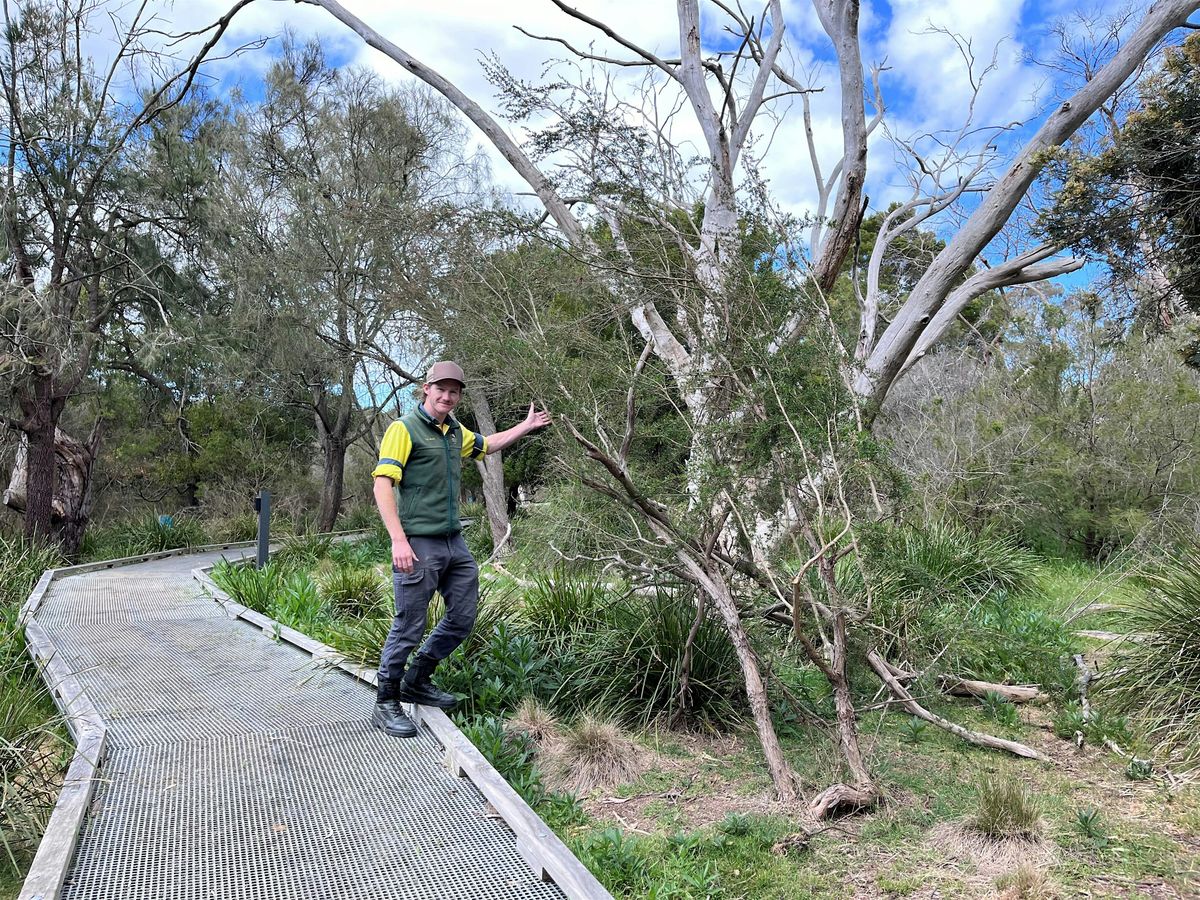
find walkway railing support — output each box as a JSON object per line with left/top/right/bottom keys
{"left": 254, "top": 490, "right": 270, "bottom": 569}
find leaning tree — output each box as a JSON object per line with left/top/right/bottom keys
{"left": 300, "top": 0, "right": 1200, "bottom": 807}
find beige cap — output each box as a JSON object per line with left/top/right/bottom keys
{"left": 425, "top": 360, "right": 466, "bottom": 386}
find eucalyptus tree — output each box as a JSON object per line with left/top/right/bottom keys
{"left": 0, "top": 0, "right": 254, "bottom": 552}
{"left": 296, "top": 0, "right": 1200, "bottom": 807}
{"left": 221, "top": 44, "right": 486, "bottom": 531}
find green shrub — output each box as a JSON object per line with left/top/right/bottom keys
{"left": 269, "top": 573, "right": 328, "bottom": 637}
{"left": 327, "top": 535, "right": 389, "bottom": 569}
{"left": 851, "top": 521, "right": 1074, "bottom": 688}
{"left": 209, "top": 560, "right": 288, "bottom": 613}
{"left": 552, "top": 585, "right": 744, "bottom": 729}
{"left": 440, "top": 623, "right": 559, "bottom": 719}
{"left": 322, "top": 614, "right": 390, "bottom": 669}
{"left": 520, "top": 568, "right": 613, "bottom": 652}
{"left": 1125, "top": 758, "right": 1153, "bottom": 781}
{"left": 459, "top": 715, "right": 544, "bottom": 804}
{"left": 314, "top": 564, "right": 387, "bottom": 618}
{"left": 273, "top": 534, "right": 333, "bottom": 569}
{"left": 81, "top": 514, "right": 208, "bottom": 561}
{"left": 980, "top": 691, "right": 1020, "bottom": 728}
{"left": 1106, "top": 546, "right": 1200, "bottom": 769}
{"left": 575, "top": 828, "right": 653, "bottom": 896}
{"left": 1052, "top": 701, "right": 1087, "bottom": 740}
{"left": 972, "top": 775, "right": 1041, "bottom": 839}
{"left": 0, "top": 535, "right": 66, "bottom": 878}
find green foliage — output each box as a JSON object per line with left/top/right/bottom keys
{"left": 1052, "top": 701, "right": 1087, "bottom": 740}
{"left": 1074, "top": 807, "right": 1109, "bottom": 849}
{"left": 520, "top": 568, "right": 611, "bottom": 652}
{"left": 0, "top": 535, "right": 67, "bottom": 877}
{"left": 1125, "top": 758, "right": 1153, "bottom": 781}
{"left": 80, "top": 514, "right": 209, "bottom": 561}
{"left": 327, "top": 535, "right": 389, "bottom": 569}
{"left": 972, "top": 775, "right": 1041, "bottom": 839}
{"left": 546, "top": 583, "right": 744, "bottom": 729}
{"left": 979, "top": 692, "right": 1020, "bottom": 728}
{"left": 274, "top": 534, "right": 334, "bottom": 569}
{"left": 313, "top": 564, "right": 387, "bottom": 618}
{"left": 1106, "top": 545, "right": 1200, "bottom": 769}
{"left": 458, "top": 715, "right": 545, "bottom": 805}
{"left": 269, "top": 573, "right": 328, "bottom": 637}
{"left": 852, "top": 521, "right": 1073, "bottom": 688}
{"left": 897, "top": 716, "right": 928, "bottom": 744}
{"left": 209, "top": 560, "right": 289, "bottom": 614}
{"left": 575, "top": 828, "right": 652, "bottom": 896}
{"left": 441, "top": 623, "right": 558, "bottom": 720}
{"left": 1041, "top": 34, "right": 1200, "bottom": 322}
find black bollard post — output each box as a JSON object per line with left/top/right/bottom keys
{"left": 254, "top": 490, "right": 270, "bottom": 569}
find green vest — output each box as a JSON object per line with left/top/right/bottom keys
{"left": 397, "top": 407, "right": 465, "bottom": 536}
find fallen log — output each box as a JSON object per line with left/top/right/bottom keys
{"left": 939, "top": 676, "right": 1042, "bottom": 704}
{"left": 866, "top": 650, "right": 1045, "bottom": 761}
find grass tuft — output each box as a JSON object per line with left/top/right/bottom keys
{"left": 507, "top": 696, "right": 560, "bottom": 750}
{"left": 972, "top": 775, "right": 1042, "bottom": 840}
{"left": 1106, "top": 545, "right": 1200, "bottom": 769}
{"left": 543, "top": 715, "right": 644, "bottom": 795}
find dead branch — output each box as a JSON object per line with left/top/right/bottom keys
{"left": 940, "top": 677, "right": 1042, "bottom": 704}
{"left": 867, "top": 650, "right": 1044, "bottom": 761}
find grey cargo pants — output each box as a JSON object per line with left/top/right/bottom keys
{"left": 378, "top": 532, "right": 479, "bottom": 682}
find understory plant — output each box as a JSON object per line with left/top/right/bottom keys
{"left": 849, "top": 521, "right": 1074, "bottom": 687}
{"left": 0, "top": 535, "right": 67, "bottom": 877}
{"left": 537, "top": 580, "right": 744, "bottom": 729}
{"left": 1106, "top": 545, "right": 1200, "bottom": 769}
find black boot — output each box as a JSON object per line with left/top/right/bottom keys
{"left": 398, "top": 654, "right": 458, "bottom": 709}
{"left": 371, "top": 677, "right": 417, "bottom": 738}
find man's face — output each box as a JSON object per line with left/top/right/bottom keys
{"left": 424, "top": 380, "right": 463, "bottom": 418}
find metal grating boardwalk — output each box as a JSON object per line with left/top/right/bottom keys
{"left": 31, "top": 550, "right": 568, "bottom": 900}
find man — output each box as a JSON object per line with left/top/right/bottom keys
{"left": 370, "top": 360, "right": 550, "bottom": 738}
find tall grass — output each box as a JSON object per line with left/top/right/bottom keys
{"left": 208, "top": 559, "right": 289, "bottom": 614}
{"left": 1106, "top": 546, "right": 1200, "bottom": 769}
{"left": 547, "top": 584, "right": 744, "bottom": 729}
{"left": 80, "top": 515, "right": 208, "bottom": 561}
{"left": 848, "top": 521, "right": 1073, "bottom": 688}
{"left": 0, "top": 534, "right": 66, "bottom": 878}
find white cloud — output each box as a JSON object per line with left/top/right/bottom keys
{"left": 128, "top": 1, "right": 1128, "bottom": 241}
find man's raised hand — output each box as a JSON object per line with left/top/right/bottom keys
{"left": 523, "top": 403, "right": 551, "bottom": 432}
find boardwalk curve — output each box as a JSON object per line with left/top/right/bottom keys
{"left": 21, "top": 546, "right": 610, "bottom": 900}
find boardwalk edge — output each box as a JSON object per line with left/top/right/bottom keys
{"left": 17, "top": 533, "right": 367, "bottom": 900}
{"left": 194, "top": 562, "right": 615, "bottom": 900}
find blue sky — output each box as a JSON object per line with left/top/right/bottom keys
{"left": 161, "top": 0, "right": 1167, "bottom": 289}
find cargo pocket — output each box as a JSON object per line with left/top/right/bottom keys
{"left": 393, "top": 568, "right": 430, "bottom": 623}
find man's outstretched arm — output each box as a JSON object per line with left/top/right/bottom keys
{"left": 484, "top": 403, "right": 550, "bottom": 455}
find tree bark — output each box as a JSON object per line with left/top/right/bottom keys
{"left": 54, "top": 424, "right": 101, "bottom": 558}
{"left": 17, "top": 374, "right": 59, "bottom": 544}
{"left": 5, "top": 416, "right": 101, "bottom": 557}
{"left": 470, "top": 391, "right": 512, "bottom": 558}
{"left": 317, "top": 431, "right": 346, "bottom": 533}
